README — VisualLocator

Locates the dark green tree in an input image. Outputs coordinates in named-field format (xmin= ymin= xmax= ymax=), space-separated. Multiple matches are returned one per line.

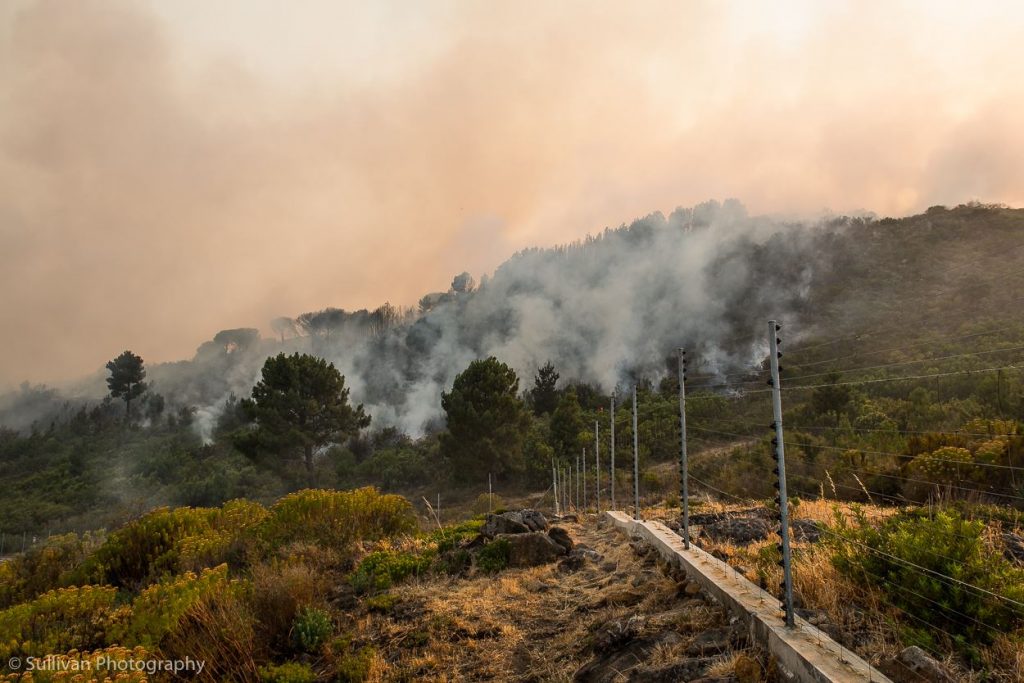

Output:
xmin=440 ymin=357 xmax=531 ymax=482
xmin=811 ymin=372 xmax=852 ymax=426
xmin=241 ymin=353 xmax=370 ymax=476
xmin=105 ymin=350 xmax=147 ymax=420
xmin=530 ymin=361 xmax=560 ymax=416
xmin=549 ymin=387 xmax=586 ymax=461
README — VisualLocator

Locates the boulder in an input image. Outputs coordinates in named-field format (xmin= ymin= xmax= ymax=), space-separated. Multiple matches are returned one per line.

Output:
xmin=548 ymin=526 xmax=574 ymax=551
xmin=879 ymin=645 xmax=954 ymax=683
xmin=496 ymin=531 xmax=565 ymax=567
xmin=791 ymin=519 xmax=823 ymax=542
xmin=520 ymin=509 xmax=549 ymax=531
xmin=1002 ymin=532 xmax=1024 ymax=564
xmin=482 ymin=513 xmax=530 ymax=537
xmin=699 ymin=517 xmax=771 ymax=544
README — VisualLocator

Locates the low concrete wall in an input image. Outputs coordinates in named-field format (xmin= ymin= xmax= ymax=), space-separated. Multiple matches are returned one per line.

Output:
xmin=605 ymin=511 xmax=891 ymax=683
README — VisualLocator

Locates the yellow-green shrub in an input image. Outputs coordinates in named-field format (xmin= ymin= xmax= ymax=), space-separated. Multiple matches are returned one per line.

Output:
xmin=0 ymin=532 xmax=103 ymax=609
xmin=0 ymin=585 xmax=121 ymax=660
xmin=109 ymin=564 xmax=234 ymax=647
xmin=259 ymin=488 xmax=416 ymax=552
xmin=79 ymin=507 xmax=219 ymax=588
xmin=177 ymin=499 xmax=269 ymax=572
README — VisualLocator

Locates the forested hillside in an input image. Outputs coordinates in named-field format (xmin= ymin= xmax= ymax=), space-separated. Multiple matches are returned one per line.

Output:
xmin=0 ymin=201 xmax=1022 ymax=540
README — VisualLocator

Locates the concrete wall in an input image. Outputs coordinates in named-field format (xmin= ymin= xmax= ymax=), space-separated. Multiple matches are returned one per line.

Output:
xmin=605 ymin=511 xmax=892 ymax=683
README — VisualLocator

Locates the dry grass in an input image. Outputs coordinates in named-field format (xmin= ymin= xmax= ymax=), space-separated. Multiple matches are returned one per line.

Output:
xmin=644 ymin=496 xmax=1024 ymax=682
xmin=338 ymin=516 xmax=758 ymax=682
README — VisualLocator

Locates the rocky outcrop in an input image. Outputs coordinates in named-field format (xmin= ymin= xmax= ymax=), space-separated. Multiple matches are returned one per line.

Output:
xmin=548 ymin=526 xmax=574 ymax=551
xmin=879 ymin=645 xmax=954 ymax=682
xmin=496 ymin=531 xmax=565 ymax=567
xmin=481 ymin=509 xmax=549 ymax=537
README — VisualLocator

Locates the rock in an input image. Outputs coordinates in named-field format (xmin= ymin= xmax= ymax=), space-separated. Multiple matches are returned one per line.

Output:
xmin=790 ymin=519 xmax=823 ymax=542
xmin=482 ymin=513 xmax=530 ymax=537
xmin=686 ymin=628 xmax=730 ymax=655
xmin=548 ymin=526 xmax=574 ymax=551
xmin=574 ymin=632 xmax=683 ymax=683
xmin=1002 ymin=532 xmax=1024 ymax=564
xmin=879 ymin=645 xmax=954 ymax=683
xmin=734 ymin=654 xmax=762 ymax=683
xmin=683 ymin=580 xmax=702 ymax=596
xmin=600 ymin=561 xmax=617 ymax=572
xmin=700 ymin=517 xmax=771 ymax=544
xmin=599 ymin=589 xmax=646 ymax=607
xmin=628 ymin=657 xmax=717 ymax=682
xmin=496 ymin=531 xmax=565 ymax=567
xmin=520 ymin=509 xmax=549 ymax=531
xmin=590 ymin=617 xmax=642 ymax=651
xmin=558 ymin=549 xmax=590 ymax=572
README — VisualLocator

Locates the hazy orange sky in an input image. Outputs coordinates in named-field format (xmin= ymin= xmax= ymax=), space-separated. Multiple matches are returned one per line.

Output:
xmin=1 ymin=0 xmax=1023 ymax=388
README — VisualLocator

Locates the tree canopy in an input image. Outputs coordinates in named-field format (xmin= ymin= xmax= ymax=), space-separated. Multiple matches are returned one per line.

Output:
xmin=241 ymin=353 xmax=370 ymax=476
xmin=105 ymin=350 xmax=147 ymax=420
xmin=530 ymin=361 xmax=560 ymax=416
xmin=440 ymin=357 xmax=531 ymax=483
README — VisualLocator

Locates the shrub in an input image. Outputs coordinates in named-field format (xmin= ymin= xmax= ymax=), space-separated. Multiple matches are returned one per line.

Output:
xmin=79 ymin=507 xmax=219 ymax=588
xmin=364 ymin=593 xmax=399 ymax=613
xmin=0 ymin=584 xmax=120 ymax=659
xmin=475 ymin=538 xmax=510 ymax=574
xmin=250 ymin=560 xmax=329 ymax=650
xmin=259 ymin=488 xmax=417 ymax=552
xmin=829 ymin=507 xmax=1024 ymax=653
xmin=430 ymin=518 xmax=484 ymax=553
xmin=176 ymin=499 xmax=269 ymax=572
xmin=0 ymin=532 xmax=103 ymax=609
xmin=259 ymin=661 xmax=317 ymax=683
xmin=161 ymin=586 xmax=261 ymax=682
xmin=350 ymin=550 xmax=432 ymax=594
xmin=110 ymin=564 xmax=234 ymax=646
xmin=471 ymin=493 xmax=505 ymax=515
xmin=291 ymin=606 xmax=332 ymax=653
xmin=333 ymin=645 xmax=377 ymax=683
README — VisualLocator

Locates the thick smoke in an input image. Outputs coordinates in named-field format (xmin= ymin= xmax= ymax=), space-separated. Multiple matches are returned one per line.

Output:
xmin=0 ymin=199 xmax=845 ymax=436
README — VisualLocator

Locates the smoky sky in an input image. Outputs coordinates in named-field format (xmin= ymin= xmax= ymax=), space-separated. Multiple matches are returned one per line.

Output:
xmin=2 ymin=0 xmax=1023 ymax=388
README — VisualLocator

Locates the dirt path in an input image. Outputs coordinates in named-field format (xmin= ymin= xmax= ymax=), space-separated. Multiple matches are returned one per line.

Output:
xmin=355 ymin=515 xmax=768 ymax=682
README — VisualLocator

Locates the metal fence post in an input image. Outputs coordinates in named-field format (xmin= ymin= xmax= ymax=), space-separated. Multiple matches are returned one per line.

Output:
xmin=610 ymin=394 xmax=616 ymax=510
xmin=678 ymin=347 xmax=690 ymax=549
xmin=595 ymin=420 xmax=601 ymax=513
xmin=769 ymin=319 xmax=795 ymax=627
xmin=632 ymin=384 xmax=640 ymax=521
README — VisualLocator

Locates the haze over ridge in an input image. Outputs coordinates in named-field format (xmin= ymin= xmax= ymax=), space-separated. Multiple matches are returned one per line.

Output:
xmin=2 ymin=0 xmax=1024 ymax=388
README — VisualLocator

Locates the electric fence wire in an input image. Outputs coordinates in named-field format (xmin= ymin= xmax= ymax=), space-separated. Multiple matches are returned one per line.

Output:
xmin=686 ymin=452 xmax=1024 ymax=677
xmin=689 ymin=423 xmax=1024 ymax=494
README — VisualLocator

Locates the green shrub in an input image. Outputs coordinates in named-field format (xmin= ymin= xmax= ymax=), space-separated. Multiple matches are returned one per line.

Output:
xmin=829 ymin=507 xmax=1024 ymax=653
xmin=475 ymin=538 xmax=510 ymax=574
xmin=350 ymin=550 xmax=431 ymax=593
xmin=335 ymin=645 xmax=376 ymax=682
xmin=259 ymin=661 xmax=317 ymax=683
xmin=434 ymin=548 xmax=472 ymax=576
xmin=291 ymin=605 xmax=332 ymax=652
xmin=429 ymin=518 xmax=484 ymax=553
xmin=364 ymin=593 xmax=399 ymax=613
